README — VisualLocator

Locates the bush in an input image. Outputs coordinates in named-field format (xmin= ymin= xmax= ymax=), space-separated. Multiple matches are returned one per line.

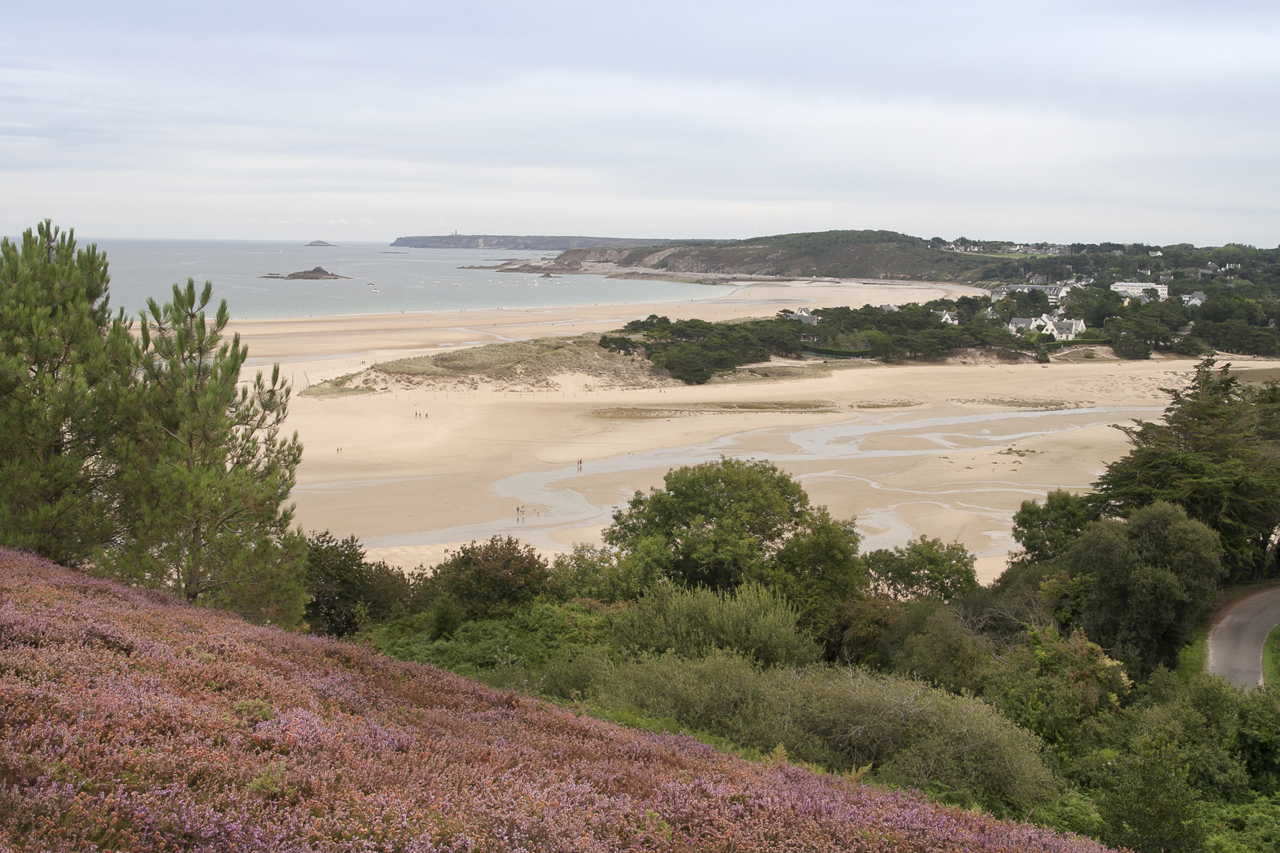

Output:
xmin=609 ymin=583 xmax=822 ymax=668
xmin=374 ymin=600 xmax=610 ymax=682
xmin=594 ymin=651 xmax=1056 ymax=815
xmin=305 ymin=531 xmax=416 ymax=637
xmin=424 ymin=536 xmax=551 ymax=620
xmin=548 ymin=543 xmax=661 ymax=603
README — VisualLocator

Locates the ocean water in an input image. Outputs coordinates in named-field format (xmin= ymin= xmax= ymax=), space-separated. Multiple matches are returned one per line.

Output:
xmin=87 ymin=239 xmax=721 ymax=320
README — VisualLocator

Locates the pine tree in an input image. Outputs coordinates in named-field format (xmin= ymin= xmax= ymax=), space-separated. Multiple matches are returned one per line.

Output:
xmin=103 ymin=280 xmax=306 ymax=625
xmin=0 ymin=221 xmax=135 ymax=566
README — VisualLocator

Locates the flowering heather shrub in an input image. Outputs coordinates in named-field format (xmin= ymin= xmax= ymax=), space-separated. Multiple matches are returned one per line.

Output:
xmin=0 ymin=549 xmax=1116 ymax=852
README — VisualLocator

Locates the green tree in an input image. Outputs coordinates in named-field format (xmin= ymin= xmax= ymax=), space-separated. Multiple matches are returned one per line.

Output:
xmin=304 ymin=531 xmax=416 ymax=637
xmin=865 ymin=535 xmax=979 ymax=602
xmin=424 ymin=535 xmax=552 ymax=620
xmin=1096 ymin=732 xmax=1208 ymax=853
xmin=1090 ymin=358 xmax=1280 ymax=582
xmin=102 ymin=280 xmax=306 ymax=626
xmin=603 ymin=458 xmax=865 ymax=628
xmin=0 ymin=222 xmax=135 ymax=566
xmin=1063 ymin=502 xmax=1221 ymax=679
xmin=1009 ymin=489 xmax=1099 ymax=567
xmin=982 ymin=626 xmax=1131 ymax=759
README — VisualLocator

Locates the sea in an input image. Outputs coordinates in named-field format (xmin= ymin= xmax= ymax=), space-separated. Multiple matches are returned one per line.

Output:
xmin=86 ymin=239 xmax=721 ymax=320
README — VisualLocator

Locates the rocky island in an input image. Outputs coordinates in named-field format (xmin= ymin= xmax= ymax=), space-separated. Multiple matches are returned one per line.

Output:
xmin=261 ymin=266 xmax=350 ymax=280
xmin=308 ymin=240 xmax=333 ymax=246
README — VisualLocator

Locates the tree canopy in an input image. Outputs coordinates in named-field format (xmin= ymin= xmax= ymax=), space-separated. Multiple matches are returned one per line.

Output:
xmin=0 ymin=223 xmax=308 ymax=625
xmin=0 ymin=222 xmax=135 ymax=566
xmin=603 ymin=457 xmax=865 ymax=631
xmin=1063 ymin=502 xmax=1222 ymax=679
xmin=1090 ymin=359 xmax=1280 ymax=582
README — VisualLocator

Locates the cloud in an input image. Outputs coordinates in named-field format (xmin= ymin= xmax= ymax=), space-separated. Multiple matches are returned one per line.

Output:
xmin=2 ymin=1 xmax=1278 ymax=245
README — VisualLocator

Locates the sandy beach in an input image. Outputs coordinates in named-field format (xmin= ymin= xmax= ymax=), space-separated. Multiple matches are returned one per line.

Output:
xmin=229 ymin=278 xmax=1262 ymax=583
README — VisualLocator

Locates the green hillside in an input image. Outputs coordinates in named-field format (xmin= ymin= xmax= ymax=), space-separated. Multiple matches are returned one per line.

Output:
xmin=596 ymin=230 xmax=994 ymax=281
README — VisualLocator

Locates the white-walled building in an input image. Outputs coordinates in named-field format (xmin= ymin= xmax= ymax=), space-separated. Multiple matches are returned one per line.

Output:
xmin=1110 ymin=282 xmax=1169 ymax=299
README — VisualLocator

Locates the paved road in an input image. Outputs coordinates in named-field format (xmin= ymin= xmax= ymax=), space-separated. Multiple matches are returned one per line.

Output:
xmin=1207 ymin=587 xmax=1280 ymax=689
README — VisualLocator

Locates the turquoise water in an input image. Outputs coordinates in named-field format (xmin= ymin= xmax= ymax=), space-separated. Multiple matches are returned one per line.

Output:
xmin=87 ymin=239 xmax=720 ymax=320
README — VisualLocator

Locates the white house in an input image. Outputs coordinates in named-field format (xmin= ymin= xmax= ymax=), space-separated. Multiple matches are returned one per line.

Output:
xmin=990 ymin=281 xmax=1083 ymax=307
xmin=1181 ymin=291 xmax=1208 ymax=308
xmin=1110 ymin=282 xmax=1169 ymax=299
xmin=1008 ymin=317 xmax=1047 ymax=335
xmin=934 ymin=310 xmax=959 ymax=325
xmin=778 ymin=307 xmax=818 ymax=325
xmin=1043 ymin=316 xmax=1087 ymax=341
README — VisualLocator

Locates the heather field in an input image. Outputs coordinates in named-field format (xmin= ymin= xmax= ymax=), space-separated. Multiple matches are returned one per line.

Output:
xmin=0 ymin=549 xmax=1114 ymax=853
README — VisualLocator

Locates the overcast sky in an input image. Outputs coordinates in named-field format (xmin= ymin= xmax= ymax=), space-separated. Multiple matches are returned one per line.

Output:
xmin=3 ymin=1 xmax=1278 ymax=246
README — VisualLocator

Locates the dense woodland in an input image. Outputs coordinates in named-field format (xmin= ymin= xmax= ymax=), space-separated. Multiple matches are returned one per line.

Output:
xmin=5 ymin=221 xmax=1280 ymax=852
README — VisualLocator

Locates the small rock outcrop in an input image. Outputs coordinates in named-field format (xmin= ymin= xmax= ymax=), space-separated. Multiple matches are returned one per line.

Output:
xmin=261 ymin=266 xmax=350 ymax=280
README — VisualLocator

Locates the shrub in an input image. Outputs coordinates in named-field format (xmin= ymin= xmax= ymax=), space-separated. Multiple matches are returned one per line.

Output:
xmin=595 ymin=651 xmax=1056 ymax=815
xmin=374 ymin=601 xmax=611 ymax=683
xmin=609 ymin=583 xmax=822 ymax=668
xmin=424 ymin=536 xmax=551 ymax=620
xmin=304 ymin=531 xmax=416 ymax=636
xmin=548 ymin=543 xmax=661 ymax=603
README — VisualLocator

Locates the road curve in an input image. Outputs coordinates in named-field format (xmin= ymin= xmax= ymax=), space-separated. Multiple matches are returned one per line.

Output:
xmin=1207 ymin=587 xmax=1280 ymax=689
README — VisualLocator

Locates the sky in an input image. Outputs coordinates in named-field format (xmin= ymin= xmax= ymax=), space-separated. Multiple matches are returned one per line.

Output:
xmin=3 ymin=0 xmax=1278 ymax=246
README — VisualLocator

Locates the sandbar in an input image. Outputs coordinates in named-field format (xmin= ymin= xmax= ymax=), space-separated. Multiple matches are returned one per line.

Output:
xmin=228 ymin=279 xmax=1264 ymax=582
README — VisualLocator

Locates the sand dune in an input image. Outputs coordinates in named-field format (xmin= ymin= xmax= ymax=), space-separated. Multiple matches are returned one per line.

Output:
xmin=229 ymin=278 xmax=1243 ymax=582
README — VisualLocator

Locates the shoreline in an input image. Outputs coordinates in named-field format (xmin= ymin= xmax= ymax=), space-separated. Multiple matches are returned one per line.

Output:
xmin=227 ymin=278 xmax=1233 ymax=583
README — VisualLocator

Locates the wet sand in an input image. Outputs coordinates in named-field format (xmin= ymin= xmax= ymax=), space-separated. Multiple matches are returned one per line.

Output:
xmin=228 ymin=278 xmax=1244 ymax=582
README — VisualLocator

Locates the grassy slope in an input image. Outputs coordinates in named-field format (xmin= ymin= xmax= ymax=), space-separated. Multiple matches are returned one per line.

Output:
xmin=607 ymin=231 xmax=997 ymax=281
xmin=371 ymin=336 xmax=668 ymax=389
xmin=0 ymin=549 xmax=1111 ymax=852
xmin=1265 ymin=625 xmax=1280 ymax=687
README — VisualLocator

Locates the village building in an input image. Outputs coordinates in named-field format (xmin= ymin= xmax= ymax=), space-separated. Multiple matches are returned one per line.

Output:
xmin=1110 ymin=281 xmax=1169 ymax=299
xmin=990 ymin=281 xmax=1084 ymax=306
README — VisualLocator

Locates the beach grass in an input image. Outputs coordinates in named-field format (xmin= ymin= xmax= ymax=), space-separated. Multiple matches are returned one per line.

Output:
xmin=299 ymin=372 xmax=376 ymax=398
